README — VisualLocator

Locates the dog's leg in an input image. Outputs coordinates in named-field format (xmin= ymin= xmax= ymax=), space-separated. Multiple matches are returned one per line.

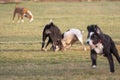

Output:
xmin=77 ymin=37 xmax=86 ymax=51
xmin=106 ymin=53 xmax=115 ymax=73
xmin=41 ymin=42 xmax=46 ymax=51
xmin=17 ymin=14 xmax=21 ymax=23
xmin=111 ymin=43 xmax=120 ymax=64
xmin=41 ymin=33 xmax=47 ymax=51
xmin=61 ymin=40 xmax=67 ymax=51
xmin=81 ymin=41 xmax=87 ymax=51
xmin=21 ymin=19 xmax=24 ymax=23
xmin=112 ymin=52 xmax=120 ymax=64
xmin=91 ymin=50 xmax=97 ymax=68
xmin=12 ymin=11 xmax=16 ymax=23
xmin=21 ymin=14 xmax=24 ymax=23
xmin=45 ymin=38 xmax=52 ymax=51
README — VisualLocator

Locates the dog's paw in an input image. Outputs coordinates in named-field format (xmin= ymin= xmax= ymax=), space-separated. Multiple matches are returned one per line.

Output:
xmin=41 ymin=48 xmax=47 ymax=52
xmin=84 ymin=47 xmax=87 ymax=51
xmin=110 ymin=72 xmax=114 ymax=74
xmin=12 ymin=20 xmax=15 ymax=23
xmin=92 ymin=65 xmax=97 ymax=69
xmin=21 ymin=20 xmax=24 ymax=23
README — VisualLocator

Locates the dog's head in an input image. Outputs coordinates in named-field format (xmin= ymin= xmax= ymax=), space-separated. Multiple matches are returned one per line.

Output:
xmin=25 ymin=10 xmax=33 ymax=22
xmin=87 ymin=24 xmax=102 ymax=35
xmin=44 ymin=22 xmax=55 ymax=34
xmin=86 ymin=25 xmax=103 ymax=49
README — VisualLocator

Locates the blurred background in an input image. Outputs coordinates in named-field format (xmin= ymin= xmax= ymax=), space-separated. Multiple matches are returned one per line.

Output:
xmin=0 ymin=0 xmax=120 ymax=3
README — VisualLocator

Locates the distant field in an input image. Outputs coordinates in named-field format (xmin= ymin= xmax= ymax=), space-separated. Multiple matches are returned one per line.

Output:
xmin=0 ymin=1 xmax=120 ymax=80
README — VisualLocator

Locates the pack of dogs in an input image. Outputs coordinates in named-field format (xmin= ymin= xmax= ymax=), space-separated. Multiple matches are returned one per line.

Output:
xmin=12 ymin=4 xmax=120 ymax=73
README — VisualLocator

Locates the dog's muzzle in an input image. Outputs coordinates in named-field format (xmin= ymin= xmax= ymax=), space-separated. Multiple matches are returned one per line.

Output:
xmin=87 ymin=40 xmax=96 ymax=49
xmin=88 ymin=44 xmax=96 ymax=50
xmin=30 ymin=18 xmax=33 ymax=22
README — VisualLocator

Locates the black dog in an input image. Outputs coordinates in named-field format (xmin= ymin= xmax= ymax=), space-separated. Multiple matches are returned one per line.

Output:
xmin=86 ymin=24 xmax=120 ymax=73
xmin=41 ymin=21 xmax=63 ymax=51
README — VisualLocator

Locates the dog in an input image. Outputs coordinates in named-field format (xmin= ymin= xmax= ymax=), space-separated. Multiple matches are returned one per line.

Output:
xmin=62 ymin=28 xmax=86 ymax=51
xmin=41 ymin=21 xmax=63 ymax=51
xmin=12 ymin=4 xmax=33 ymax=23
xmin=86 ymin=24 xmax=120 ymax=73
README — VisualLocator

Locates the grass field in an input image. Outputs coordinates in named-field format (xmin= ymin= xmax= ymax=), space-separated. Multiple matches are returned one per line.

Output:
xmin=0 ymin=1 xmax=120 ymax=80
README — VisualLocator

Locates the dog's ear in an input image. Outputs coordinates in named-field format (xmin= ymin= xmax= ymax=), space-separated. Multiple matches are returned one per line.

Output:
xmin=87 ymin=25 xmax=90 ymax=32
xmin=94 ymin=25 xmax=102 ymax=35
xmin=49 ymin=19 xmax=54 ymax=25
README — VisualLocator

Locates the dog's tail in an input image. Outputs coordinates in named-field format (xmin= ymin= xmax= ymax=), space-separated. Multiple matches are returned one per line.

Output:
xmin=15 ymin=3 xmax=18 ymax=8
xmin=12 ymin=3 xmax=18 ymax=23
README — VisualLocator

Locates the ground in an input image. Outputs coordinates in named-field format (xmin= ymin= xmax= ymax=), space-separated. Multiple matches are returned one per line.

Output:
xmin=0 ymin=1 xmax=120 ymax=80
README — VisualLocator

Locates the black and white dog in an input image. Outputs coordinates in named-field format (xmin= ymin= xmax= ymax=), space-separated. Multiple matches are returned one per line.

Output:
xmin=86 ymin=24 xmax=120 ymax=73
xmin=41 ymin=21 xmax=63 ymax=51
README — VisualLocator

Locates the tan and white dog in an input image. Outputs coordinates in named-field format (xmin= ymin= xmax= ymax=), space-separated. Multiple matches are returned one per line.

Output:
xmin=12 ymin=4 xmax=33 ymax=23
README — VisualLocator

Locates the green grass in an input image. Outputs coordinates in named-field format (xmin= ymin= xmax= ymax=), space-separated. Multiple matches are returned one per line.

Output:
xmin=0 ymin=1 xmax=120 ymax=80
xmin=0 ymin=1 xmax=120 ymax=42
xmin=0 ymin=51 xmax=120 ymax=80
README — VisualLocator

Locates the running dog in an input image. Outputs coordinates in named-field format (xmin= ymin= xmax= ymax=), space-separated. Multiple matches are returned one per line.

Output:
xmin=86 ymin=24 xmax=120 ymax=73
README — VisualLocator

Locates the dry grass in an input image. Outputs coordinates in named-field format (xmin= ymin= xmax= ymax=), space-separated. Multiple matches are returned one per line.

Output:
xmin=0 ymin=1 xmax=120 ymax=80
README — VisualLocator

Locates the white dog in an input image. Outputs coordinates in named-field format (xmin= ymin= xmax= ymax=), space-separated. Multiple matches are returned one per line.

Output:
xmin=62 ymin=28 xmax=86 ymax=51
